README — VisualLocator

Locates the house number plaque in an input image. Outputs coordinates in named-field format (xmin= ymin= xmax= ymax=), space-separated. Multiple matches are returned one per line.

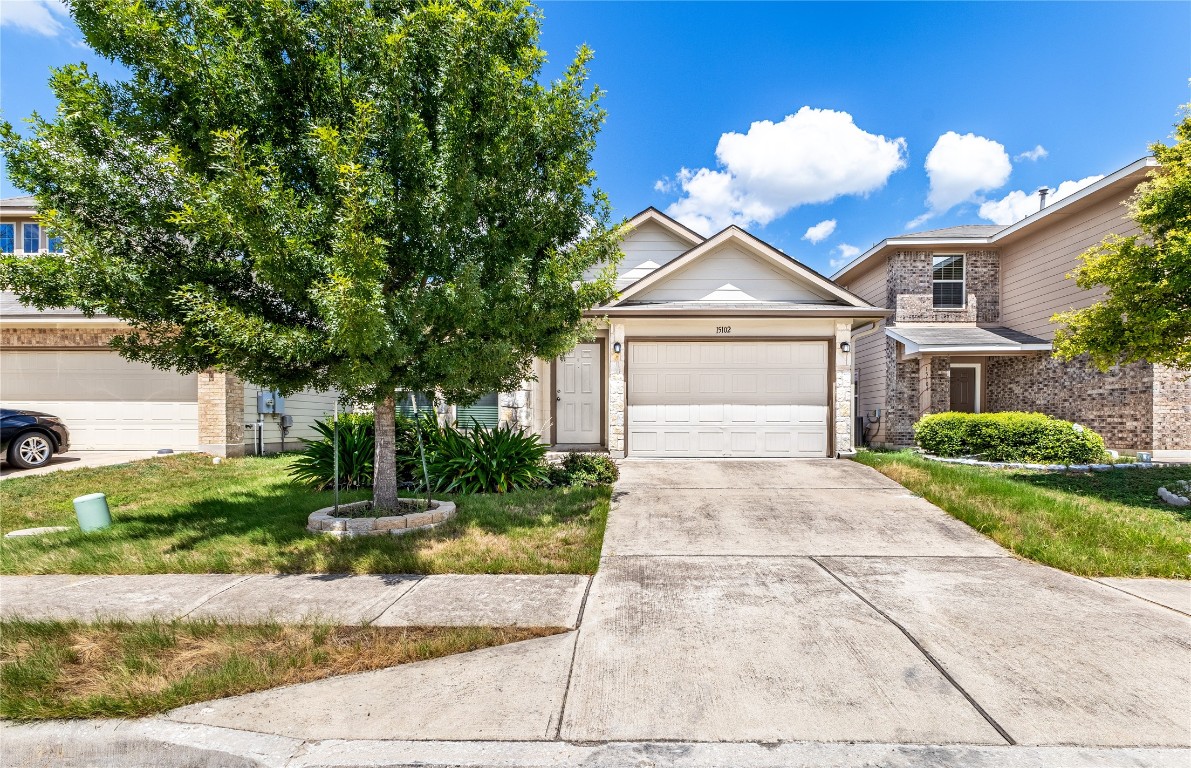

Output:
xmin=716 ymin=326 xmax=732 ymax=334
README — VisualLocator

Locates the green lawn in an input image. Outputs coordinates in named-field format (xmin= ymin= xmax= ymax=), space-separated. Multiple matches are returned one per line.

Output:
xmin=854 ymin=450 xmax=1191 ymax=578
xmin=0 ymin=618 xmax=559 ymax=720
xmin=0 ymin=454 xmax=609 ymax=575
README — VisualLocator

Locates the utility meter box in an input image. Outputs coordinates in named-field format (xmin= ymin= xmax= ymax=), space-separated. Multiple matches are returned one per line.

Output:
xmin=256 ymin=389 xmax=287 ymax=415
xmin=280 ymin=414 xmax=294 ymax=429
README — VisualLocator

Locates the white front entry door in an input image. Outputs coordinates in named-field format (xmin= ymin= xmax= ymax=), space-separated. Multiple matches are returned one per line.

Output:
xmin=627 ymin=340 xmax=829 ymax=458
xmin=556 ymin=343 xmax=602 ymax=444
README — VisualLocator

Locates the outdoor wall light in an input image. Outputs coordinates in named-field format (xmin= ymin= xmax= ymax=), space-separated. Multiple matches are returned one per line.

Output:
xmin=839 ymin=341 xmax=851 ymax=353
xmin=612 ymin=341 xmax=622 ymax=354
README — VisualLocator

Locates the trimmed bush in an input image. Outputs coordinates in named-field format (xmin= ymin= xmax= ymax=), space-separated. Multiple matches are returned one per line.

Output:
xmin=913 ymin=411 xmax=1106 ymax=464
xmin=547 ymin=452 xmax=619 ymax=488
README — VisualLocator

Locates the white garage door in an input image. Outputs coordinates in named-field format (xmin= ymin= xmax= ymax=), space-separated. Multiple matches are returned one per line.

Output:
xmin=627 ymin=340 xmax=829 ymax=458
xmin=1 ymin=351 xmax=199 ymax=451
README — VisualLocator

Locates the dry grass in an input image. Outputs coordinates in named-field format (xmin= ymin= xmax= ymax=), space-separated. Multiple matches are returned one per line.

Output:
xmin=0 ymin=618 xmax=563 ymax=720
xmin=855 ymin=450 xmax=1191 ymax=577
xmin=0 ymin=453 xmax=610 ymax=575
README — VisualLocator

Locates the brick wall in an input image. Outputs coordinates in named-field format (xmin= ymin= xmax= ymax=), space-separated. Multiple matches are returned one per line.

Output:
xmin=885 ymin=339 xmax=919 ymax=445
xmin=887 ymin=249 xmax=999 ymax=324
xmin=1 ymin=326 xmax=122 ymax=348
xmin=985 ymin=354 xmax=1154 ymax=450
xmin=1152 ymin=365 xmax=1191 ymax=451
xmin=197 ymin=370 xmax=245 ymax=457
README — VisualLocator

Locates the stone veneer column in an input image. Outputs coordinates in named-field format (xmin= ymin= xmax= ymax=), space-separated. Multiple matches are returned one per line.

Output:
xmin=499 ymin=386 xmax=532 ymax=429
xmin=833 ymin=321 xmax=854 ymax=456
xmin=608 ymin=323 xmax=626 ymax=457
xmin=197 ymin=370 xmax=245 ymax=457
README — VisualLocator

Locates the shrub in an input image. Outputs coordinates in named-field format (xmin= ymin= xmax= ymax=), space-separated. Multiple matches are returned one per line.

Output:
xmin=547 ymin=452 xmax=619 ymax=488
xmin=290 ymin=411 xmax=440 ymax=490
xmin=424 ymin=422 xmax=548 ymax=494
xmin=290 ymin=415 xmax=375 ymax=489
xmin=913 ymin=411 xmax=1106 ymax=464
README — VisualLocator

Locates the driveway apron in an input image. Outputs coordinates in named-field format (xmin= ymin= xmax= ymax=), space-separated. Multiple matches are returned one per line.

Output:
xmin=560 ymin=459 xmax=1191 ymax=746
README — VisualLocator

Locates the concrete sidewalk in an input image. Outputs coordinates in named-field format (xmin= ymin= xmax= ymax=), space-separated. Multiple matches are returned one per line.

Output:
xmin=0 ymin=573 xmax=590 ymax=627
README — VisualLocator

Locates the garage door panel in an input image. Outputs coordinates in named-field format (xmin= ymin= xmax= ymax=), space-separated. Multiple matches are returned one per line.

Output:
xmin=2 ymin=351 xmax=198 ymax=451
xmin=627 ymin=341 xmax=828 ymax=458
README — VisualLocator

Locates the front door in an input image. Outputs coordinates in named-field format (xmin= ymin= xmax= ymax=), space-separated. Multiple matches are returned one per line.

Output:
xmin=950 ymin=366 xmax=978 ymax=413
xmin=556 ymin=343 xmax=602 ymax=444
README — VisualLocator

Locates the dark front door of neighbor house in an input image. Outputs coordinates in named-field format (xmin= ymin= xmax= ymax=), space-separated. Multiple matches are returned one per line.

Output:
xmin=950 ymin=367 xmax=977 ymax=413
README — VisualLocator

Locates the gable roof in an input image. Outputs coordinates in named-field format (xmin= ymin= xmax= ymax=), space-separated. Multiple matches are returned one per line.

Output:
xmin=831 ymin=156 xmax=1159 ymax=281
xmin=623 ymin=207 xmax=705 ymax=248
xmin=609 ymin=224 xmax=872 ymax=309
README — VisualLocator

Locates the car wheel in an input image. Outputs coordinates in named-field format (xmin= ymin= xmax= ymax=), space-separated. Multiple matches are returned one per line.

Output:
xmin=7 ymin=432 xmax=55 ymax=469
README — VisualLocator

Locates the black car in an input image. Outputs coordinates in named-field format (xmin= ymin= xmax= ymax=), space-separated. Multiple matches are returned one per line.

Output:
xmin=1 ymin=408 xmax=71 ymax=469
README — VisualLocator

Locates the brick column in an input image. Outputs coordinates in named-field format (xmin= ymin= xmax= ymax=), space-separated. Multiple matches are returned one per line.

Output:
xmin=197 ymin=370 xmax=245 ymax=457
xmin=833 ymin=321 xmax=854 ymax=456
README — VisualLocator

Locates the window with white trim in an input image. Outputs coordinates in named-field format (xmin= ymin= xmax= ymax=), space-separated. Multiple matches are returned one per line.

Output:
xmin=22 ymin=223 xmax=40 ymax=253
xmin=932 ymin=254 xmax=965 ymax=308
xmin=0 ymin=224 xmax=13 ymax=253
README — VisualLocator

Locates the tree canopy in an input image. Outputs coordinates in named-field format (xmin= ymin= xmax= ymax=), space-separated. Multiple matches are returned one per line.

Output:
xmin=1052 ymin=106 xmax=1191 ymax=371
xmin=1 ymin=0 xmax=621 ymax=507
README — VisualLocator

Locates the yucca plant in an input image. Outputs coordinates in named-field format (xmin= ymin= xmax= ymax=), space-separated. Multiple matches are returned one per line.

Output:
xmin=425 ymin=422 xmax=548 ymax=494
xmin=290 ymin=415 xmax=376 ymax=490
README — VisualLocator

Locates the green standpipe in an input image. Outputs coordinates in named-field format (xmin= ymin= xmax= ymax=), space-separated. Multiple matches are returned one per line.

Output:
xmin=73 ymin=492 xmax=112 ymax=532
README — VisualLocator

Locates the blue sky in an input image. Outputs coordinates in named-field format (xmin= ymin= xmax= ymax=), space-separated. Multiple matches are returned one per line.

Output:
xmin=2 ymin=1 xmax=1188 ymax=275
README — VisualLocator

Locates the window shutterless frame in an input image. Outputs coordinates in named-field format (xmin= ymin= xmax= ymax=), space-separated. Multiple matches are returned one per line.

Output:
xmin=932 ymin=254 xmax=965 ymax=309
xmin=22 ymin=223 xmax=40 ymax=254
xmin=0 ymin=223 xmax=14 ymax=253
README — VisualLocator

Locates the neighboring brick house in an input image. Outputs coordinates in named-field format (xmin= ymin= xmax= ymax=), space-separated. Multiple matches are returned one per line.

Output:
xmin=833 ymin=157 xmax=1191 ymax=460
xmin=1 ymin=196 xmax=337 ymax=457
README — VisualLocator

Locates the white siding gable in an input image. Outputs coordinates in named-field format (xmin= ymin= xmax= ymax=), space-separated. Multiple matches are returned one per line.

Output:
xmin=634 ymin=243 xmax=836 ymax=303
xmin=614 ymin=220 xmax=694 ymax=289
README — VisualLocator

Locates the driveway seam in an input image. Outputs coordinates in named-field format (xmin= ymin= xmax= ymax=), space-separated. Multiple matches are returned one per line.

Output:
xmin=808 ymin=556 xmax=1017 ymax=746
xmin=1089 ymin=578 xmax=1191 ymax=618
xmin=551 ymin=576 xmax=595 ymax=740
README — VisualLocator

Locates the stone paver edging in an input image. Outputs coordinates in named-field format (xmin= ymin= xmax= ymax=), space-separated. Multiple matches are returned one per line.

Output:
xmin=306 ymin=499 xmax=456 ymax=537
xmin=1157 ymin=480 xmax=1190 ymax=508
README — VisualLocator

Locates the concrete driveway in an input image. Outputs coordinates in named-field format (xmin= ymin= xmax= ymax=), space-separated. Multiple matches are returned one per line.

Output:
xmin=0 ymin=450 xmax=164 ymax=479
xmin=560 ymin=459 xmax=1190 ymax=746
xmin=104 ymin=458 xmax=1190 ymax=763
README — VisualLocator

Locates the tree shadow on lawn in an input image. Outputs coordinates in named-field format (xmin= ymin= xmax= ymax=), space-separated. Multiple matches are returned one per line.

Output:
xmin=0 ymin=482 xmax=609 ymax=575
xmin=1006 ymin=465 xmax=1191 ymax=518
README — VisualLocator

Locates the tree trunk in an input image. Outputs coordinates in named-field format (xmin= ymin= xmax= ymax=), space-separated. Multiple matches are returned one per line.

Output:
xmin=373 ymin=394 xmax=398 ymax=512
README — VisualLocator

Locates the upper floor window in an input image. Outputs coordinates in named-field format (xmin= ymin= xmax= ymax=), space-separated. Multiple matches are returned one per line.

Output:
xmin=0 ymin=224 xmax=13 ymax=253
xmin=22 ymin=223 xmax=40 ymax=253
xmin=932 ymin=254 xmax=965 ymax=308
xmin=47 ymin=232 xmax=64 ymax=253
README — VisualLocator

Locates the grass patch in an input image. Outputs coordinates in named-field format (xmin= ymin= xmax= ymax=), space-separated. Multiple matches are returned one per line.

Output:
xmin=0 ymin=453 xmax=609 ymax=575
xmin=854 ymin=450 xmax=1191 ymax=578
xmin=0 ymin=618 xmax=561 ymax=720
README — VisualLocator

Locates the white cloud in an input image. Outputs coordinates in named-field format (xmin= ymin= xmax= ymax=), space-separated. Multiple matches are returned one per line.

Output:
xmin=653 ymin=177 xmax=673 ymax=194
xmin=0 ymin=0 xmax=69 ymax=37
xmin=802 ymin=219 xmax=837 ymax=244
xmin=1014 ymin=145 xmax=1048 ymax=162
xmin=829 ymin=243 xmax=861 ymax=271
xmin=662 ymin=107 xmax=907 ymax=235
xmin=909 ymin=131 xmax=1012 ymax=228
xmin=978 ymin=175 xmax=1105 ymax=225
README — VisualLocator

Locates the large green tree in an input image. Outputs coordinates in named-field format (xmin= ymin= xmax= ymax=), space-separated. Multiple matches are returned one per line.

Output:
xmin=1 ymin=0 xmax=620 ymax=509
xmin=1052 ymin=106 xmax=1191 ymax=371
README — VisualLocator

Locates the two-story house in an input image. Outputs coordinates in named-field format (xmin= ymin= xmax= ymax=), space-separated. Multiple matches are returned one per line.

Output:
xmin=832 ymin=157 xmax=1190 ymax=460
xmin=0 ymin=195 xmax=338 ymax=458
